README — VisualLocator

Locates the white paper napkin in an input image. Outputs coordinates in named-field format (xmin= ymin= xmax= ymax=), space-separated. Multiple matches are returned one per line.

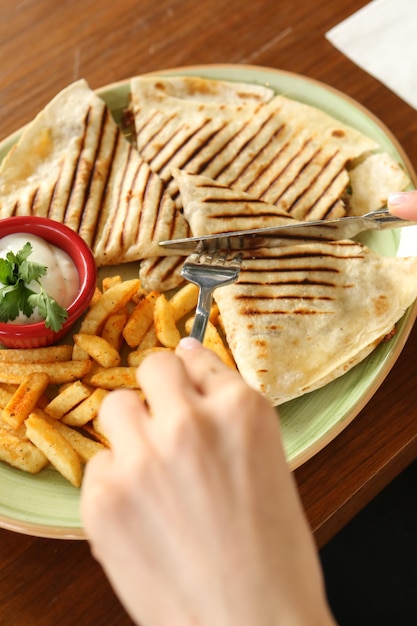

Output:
xmin=326 ymin=0 xmax=417 ymax=111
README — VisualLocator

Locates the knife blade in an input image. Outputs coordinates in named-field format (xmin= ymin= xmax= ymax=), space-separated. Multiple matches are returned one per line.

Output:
xmin=159 ymin=209 xmax=414 ymax=254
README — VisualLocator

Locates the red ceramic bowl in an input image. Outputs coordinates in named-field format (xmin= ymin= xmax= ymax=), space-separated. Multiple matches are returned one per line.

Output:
xmin=0 ymin=216 xmax=97 ymax=349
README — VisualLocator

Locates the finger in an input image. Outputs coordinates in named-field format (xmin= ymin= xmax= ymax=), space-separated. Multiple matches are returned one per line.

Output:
xmin=97 ymin=389 xmax=150 ymax=455
xmin=388 ymin=190 xmax=417 ymax=220
xmin=137 ymin=349 xmax=199 ymax=417
xmin=175 ymin=337 xmax=241 ymax=395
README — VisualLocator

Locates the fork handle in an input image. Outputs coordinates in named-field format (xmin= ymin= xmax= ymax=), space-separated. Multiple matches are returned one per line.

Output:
xmin=189 ymin=287 xmax=213 ymax=343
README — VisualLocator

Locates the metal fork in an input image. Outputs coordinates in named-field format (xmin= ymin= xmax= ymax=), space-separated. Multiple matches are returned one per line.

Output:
xmin=181 ymin=246 xmax=243 ymax=342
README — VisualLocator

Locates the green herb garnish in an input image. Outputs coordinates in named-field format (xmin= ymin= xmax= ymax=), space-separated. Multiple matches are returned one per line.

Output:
xmin=0 ymin=242 xmax=68 ymax=332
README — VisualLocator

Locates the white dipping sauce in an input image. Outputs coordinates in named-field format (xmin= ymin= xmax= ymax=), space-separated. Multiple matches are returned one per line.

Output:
xmin=0 ymin=233 xmax=79 ymax=324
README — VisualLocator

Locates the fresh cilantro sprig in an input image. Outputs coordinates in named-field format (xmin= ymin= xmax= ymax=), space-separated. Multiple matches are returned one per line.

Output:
xmin=0 ymin=242 xmax=69 ymax=332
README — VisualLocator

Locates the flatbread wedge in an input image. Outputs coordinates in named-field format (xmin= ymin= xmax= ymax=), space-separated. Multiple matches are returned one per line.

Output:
xmin=0 ymin=79 xmax=189 ymax=265
xmin=213 ymin=240 xmax=417 ymax=405
xmin=174 ymin=169 xmax=297 ymax=235
xmin=130 ymin=75 xmax=406 ymax=221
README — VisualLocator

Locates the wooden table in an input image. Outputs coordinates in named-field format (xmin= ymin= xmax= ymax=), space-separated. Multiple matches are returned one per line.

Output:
xmin=2 ymin=0 xmax=417 ymax=623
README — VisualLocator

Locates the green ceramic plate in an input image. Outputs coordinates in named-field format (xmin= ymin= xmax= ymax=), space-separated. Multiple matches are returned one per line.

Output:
xmin=1 ymin=64 xmax=417 ymax=539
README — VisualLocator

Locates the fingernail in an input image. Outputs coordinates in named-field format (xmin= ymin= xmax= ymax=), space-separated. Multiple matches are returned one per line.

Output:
xmin=178 ymin=337 xmax=202 ymax=350
xmin=387 ymin=192 xmax=408 ymax=207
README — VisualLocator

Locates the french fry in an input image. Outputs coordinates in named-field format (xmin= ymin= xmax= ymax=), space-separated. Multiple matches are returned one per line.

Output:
xmin=90 ymin=286 xmax=103 ymax=306
xmin=137 ymin=325 xmax=160 ymax=350
xmin=83 ymin=419 xmax=110 ymax=447
xmin=0 ymin=274 xmax=239 ymax=488
xmin=127 ymin=347 xmax=172 ymax=367
xmin=61 ymin=388 xmax=109 ymax=426
xmin=185 ymin=318 xmax=236 ymax=368
xmin=0 ymin=387 xmax=13 ymax=409
xmin=0 ymin=345 xmax=73 ymax=363
xmin=2 ymin=372 xmax=50 ymax=430
xmin=101 ymin=311 xmax=128 ymax=351
xmin=41 ymin=414 xmax=105 ymax=462
xmin=209 ymin=303 xmax=221 ymax=325
xmin=73 ymin=334 xmax=121 ymax=368
xmin=72 ymin=279 xmax=140 ymax=360
xmin=0 ymin=426 xmax=48 ymax=474
xmin=168 ymin=283 xmax=199 ymax=321
xmin=89 ymin=367 xmax=139 ymax=389
xmin=102 ymin=274 xmax=122 ymax=291
xmin=203 ymin=321 xmax=236 ymax=369
xmin=25 ymin=412 xmax=83 ymax=487
xmin=0 ymin=360 xmax=92 ymax=385
xmin=80 ymin=360 xmax=103 ymax=386
xmin=79 ymin=278 xmax=141 ymax=336
xmin=122 ymin=290 xmax=159 ymax=348
xmin=44 ymin=381 xmax=92 ymax=419
xmin=153 ymin=294 xmax=181 ymax=348
xmin=0 ymin=383 xmax=18 ymax=396
xmin=0 ymin=413 xmax=27 ymax=439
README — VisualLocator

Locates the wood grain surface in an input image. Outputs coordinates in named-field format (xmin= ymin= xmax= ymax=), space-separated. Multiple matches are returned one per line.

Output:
xmin=1 ymin=0 xmax=417 ymax=624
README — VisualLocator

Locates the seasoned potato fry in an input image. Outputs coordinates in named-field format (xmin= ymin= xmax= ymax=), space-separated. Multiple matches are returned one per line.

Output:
xmin=154 ymin=294 xmax=181 ymax=348
xmin=79 ymin=278 xmax=141 ymax=336
xmin=0 ymin=273 xmax=239 ymax=488
xmin=61 ymin=388 xmax=109 ymax=426
xmin=73 ymin=334 xmax=121 ymax=368
xmin=138 ymin=325 xmax=160 ymax=350
xmin=127 ymin=347 xmax=172 ymax=367
xmin=168 ymin=283 xmax=199 ymax=321
xmin=90 ymin=286 xmax=103 ymax=306
xmin=83 ymin=419 xmax=110 ymax=447
xmin=25 ymin=412 xmax=83 ymax=487
xmin=102 ymin=275 xmax=122 ymax=292
xmin=44 ymin=381 xmax=92 ymax=420
xmin=0 ymin=387 xmax=13 ymax=409
xmin=185 ymin=318 xmax=236 ymax=368
xmin=2 ymin=372 xmax=50 ymax=430
xmin=72 ymin=279 xmax=140 ymax=360
xmin=0 ymin=383 xmax=18 ymax=396
xmin=101 ymin=311 xmax=128 ymax=351
xmin=0 ymin=360 xmax=92 ymax=385
xmin=0 ymin=345 xmax=73 ymax=363
xmin=0 ymin=426 xmax=48 ymax=474
xmin=203 ymin=321 xmax=236 ymax=369
xmin=123 ymin=290 xmax=159 ymax=348
xmin=90 ymin=367 xmax=139 ymax=389
xmin=209 ymin=303 xmax=221 ymax=325
xmin=41 ymin=414 xmax=105 ymax=462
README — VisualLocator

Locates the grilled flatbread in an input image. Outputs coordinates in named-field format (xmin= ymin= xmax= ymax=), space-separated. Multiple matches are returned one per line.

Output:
xmin=130 ymin=74 xmax=275 ymax=104
xmin=349 ymin=152 xmax=411 ymax=215
xmin=139 ymin=255 xmax=185 ymax=291
xmin=130 ymin=75 xmax=402 ymax=221
xmin=213 ymin=240 xmax=417 ymax=405
xmin=0 ymin=80 xmax=189 ymax=266
xmin=174 ymin=169 xmax=297 ymax=235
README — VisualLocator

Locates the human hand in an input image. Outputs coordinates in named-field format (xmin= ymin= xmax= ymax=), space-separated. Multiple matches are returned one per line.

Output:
xmin=388 ymin=189 xmax=417 ymax=220
xmin=81 ymin=338 xmax=335 ymax=626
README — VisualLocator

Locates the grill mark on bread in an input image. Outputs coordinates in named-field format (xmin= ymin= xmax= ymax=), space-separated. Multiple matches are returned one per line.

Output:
xmin=137 ymin=112 xmax=178 ymax=157
xmin=61 ymin=106 xmax=92 ymax=224
xmin=142 ymin=255 xmax=184 ymax=281
xmin=152 ymin=119 xmax=216 ymax=176
xmin=78 ymin=107 xmax=119 ymax=236
xmin=285 ymin=151 xmax=346 ymax=218
xmin=215 ymin=112 xmax=283 ymax=185
xmin=229 ymin=242 xmax=363 ymax=316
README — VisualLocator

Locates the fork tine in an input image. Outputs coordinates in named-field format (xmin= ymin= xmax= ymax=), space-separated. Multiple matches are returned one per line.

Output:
xmin=181 ymin=248 xmax=242 ymax=342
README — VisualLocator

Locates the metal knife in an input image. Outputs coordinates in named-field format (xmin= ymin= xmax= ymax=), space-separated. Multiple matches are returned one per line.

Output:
xmin=159 ymin=209 xmax=415 ymax=254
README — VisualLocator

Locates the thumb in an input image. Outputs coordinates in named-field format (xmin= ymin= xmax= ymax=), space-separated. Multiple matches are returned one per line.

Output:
xmin=387 ymin=190 xmax=417 ymax=220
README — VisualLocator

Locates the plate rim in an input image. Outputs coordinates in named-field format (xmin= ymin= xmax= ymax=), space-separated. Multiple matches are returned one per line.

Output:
xmin=1 ymin=62 xmax=416 ymax=538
